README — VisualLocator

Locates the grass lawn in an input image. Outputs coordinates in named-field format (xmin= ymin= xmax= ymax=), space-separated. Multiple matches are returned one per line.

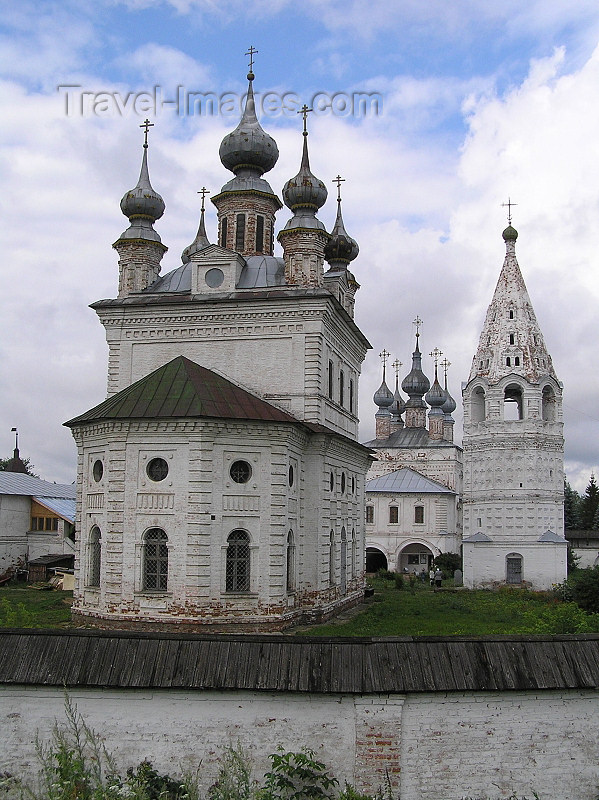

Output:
xmin=300 ymin=577 xmax=599 ymax=637
xmin=0 ymin=586 xmax=73 ymax=628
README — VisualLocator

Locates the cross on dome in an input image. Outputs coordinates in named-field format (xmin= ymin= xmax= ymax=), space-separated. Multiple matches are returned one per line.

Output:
xmin=333 ymin=174 xmax=345 ymax=202
xmin=430 ymin=348 xmax=443 ymax=367
xmin=197 ymin=187 xmax=210 ymax=212
xmin=501 ymin=197 xmax=518 ymax=225
xmin=140 ymin=118 xmax=154 ymax=148
xmin=413 ymin=316 xmax=423 ymax=339
xmin=392 ymin=359 xmax=403 ymax=377
xmin=245 ymin=45 xmax=258 ymax=78
xmin=298 ymin=104 xmax=313 ymax=135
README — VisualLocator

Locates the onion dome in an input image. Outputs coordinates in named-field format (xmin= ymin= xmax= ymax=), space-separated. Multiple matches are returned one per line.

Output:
xmin=374 ymin=378 xmax=394 ymax=410
xmin=402 ymin=335 xmax=430 ymax=407
xmin=182 ymin=189 xmax=211 ymax=263
xmin=118 ymin=135 xmax=164 ymax=244
xmin=503 ymin=224 xmax=518 ymax=242
xmin=324 ymin=191 xmax=359 ymax=269
xmin=219 ymin=72 xmax=279 ymax=177
xmin=389 ymin=371 xmax=406 ymax=419
xmin=283 ymin=128 xmax=327 ymax=214
xmin=425 ymin=371 xmax=446 ymax=411
xmin=442 ymin=380 xmax=456 ymax=417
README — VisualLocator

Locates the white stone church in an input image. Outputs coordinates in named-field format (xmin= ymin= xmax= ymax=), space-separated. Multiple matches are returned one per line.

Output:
xmin=65 ymin=67 xmax=372 ymax=631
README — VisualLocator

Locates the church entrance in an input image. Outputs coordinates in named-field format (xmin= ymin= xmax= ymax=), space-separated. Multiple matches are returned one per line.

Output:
xmin=398 ymin=543 xmax=434 ymax=574
xmin=366 ymin=547 xmax=387 ymax=573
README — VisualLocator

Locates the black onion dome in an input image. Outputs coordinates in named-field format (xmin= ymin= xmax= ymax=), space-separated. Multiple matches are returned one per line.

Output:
xmin=120 ymin=146 xmax=165 ymax=223
xmin=324 ymin=199 xmax=359 ymax=266
xmin=425 ymin=375 xmax=446 ymax=409
xmin=219 ymin=76 xmax=279 ymax=176
xmin=402 ymin=341 xmax=430 ymax=405
xmin=442 ymin=387 xmax=457 ymax=416
xmin=283 ymin=135 xmax=327 ymax=212
xmin=373 ymin=379 xmax=394 ymax=409
xmin=503 ymin=224 xmax=518 ymax=241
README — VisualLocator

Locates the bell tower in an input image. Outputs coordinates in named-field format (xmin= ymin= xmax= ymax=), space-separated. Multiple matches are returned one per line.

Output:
xmin=462 ymin=216 xmax=566 ymax=589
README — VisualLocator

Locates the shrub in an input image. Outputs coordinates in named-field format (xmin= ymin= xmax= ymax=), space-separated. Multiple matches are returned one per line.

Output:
xmin=0 ymin=597 xmax=33 ymax=627
xmin=259 ymin=747 xmax=338 ymax=800
xmin=376 ymin=569 xmax=395 ymax=581
xmin=571 ymin=566 xmax=599 ymax=613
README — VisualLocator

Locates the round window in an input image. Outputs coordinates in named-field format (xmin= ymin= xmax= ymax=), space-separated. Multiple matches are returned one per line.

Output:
xmin=147 ymin=457 xmax=169 ymax=482
xmin=230 ymin=460 xmax=251 ymax=484
xmin=92 ymin=459 xmax=103 ymax=482
xmin=205 ymin=268 xmax=224 ymax=288
xmin=288 ymin=464 xmax=294 ymax=487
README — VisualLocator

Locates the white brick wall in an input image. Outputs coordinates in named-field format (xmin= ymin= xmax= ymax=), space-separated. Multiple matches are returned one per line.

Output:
xmin=2 ymin=686 xmax=599 ymax=799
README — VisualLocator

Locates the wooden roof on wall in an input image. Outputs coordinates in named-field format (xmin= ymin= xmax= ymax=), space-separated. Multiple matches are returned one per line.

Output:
xmin=1 ymin=630 xmax=599 ymax=693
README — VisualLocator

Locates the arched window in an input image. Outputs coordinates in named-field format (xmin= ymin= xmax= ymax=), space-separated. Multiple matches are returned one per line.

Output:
xmin=88 ymin=526 xmax=101 ymax=588
xmin=329 ymin=530 xmax=335 ymax=585
xmin=349 ymin=379 xmax=354 ymax=413
xmin=366 ymin=505 xmax=374 ymax=524
xmin=472 ymin=387 xmax=485 ymax=423
xmin=328 ymin=360 xmax=334 ymax=399
xmin=504 ymin=383 xmax=523 ymax=420
xmin=509 ymin=309 xmax=514 ymax=319
xmin=351 ymin=528 xmax=356 ymax=576
xmin=143 ymin=528 xmax=168 ymax=591
xmin=286 ymin=530 xmax=295 ymax=592
xmin=226 ymin=530 xmax=250 ymax=592
xmin=542 ymin=385 xmax=556 ymax=421
xmin=509 ymin=333 xmax=515 ymax=345
xmin=339 ymin=370 xmax=345 ymax=406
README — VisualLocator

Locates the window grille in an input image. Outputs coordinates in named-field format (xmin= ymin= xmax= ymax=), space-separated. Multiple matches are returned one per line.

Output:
xmin=88 ymin=526 xmax=101 ymax=587
xmin=389 ymin=506 xmax=399 ymax=524
xmin=143 ymin=528 xmax=168 ymax=591
xmin=366 ymin=506 xmax=374 ymax=524
xmin=414 ymin=506 xmax=424 ymax=524
xmin=230 ymin=460 xmax=251 ymax=483
xmin=226 ymin=530 xmax=250 ymax=592
xmin=147 ymin=457 xmax=168 ymax=482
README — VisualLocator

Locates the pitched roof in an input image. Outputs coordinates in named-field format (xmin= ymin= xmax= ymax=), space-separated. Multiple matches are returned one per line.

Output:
xmin=65 ymin=356 xmax=303 ymax=427
xmin=363 ymin=426 xmax=460 ymax=449
xmin=0 ymin=473 xmax=75 ymax=499
xmin=366 ymin=468 xmax=455 ymax=495
xmin=1 ymin=629 xmax=599 ymax=693
xmin=33 ymin=497 xmax=76 ymax=524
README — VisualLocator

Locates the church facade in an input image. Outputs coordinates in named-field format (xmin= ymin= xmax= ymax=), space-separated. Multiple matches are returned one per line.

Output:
xmin=66 ymin=65 xmax=372 ymax=631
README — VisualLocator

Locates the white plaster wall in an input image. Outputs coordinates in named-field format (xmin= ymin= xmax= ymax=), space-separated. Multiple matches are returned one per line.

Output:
xmin=0 ymin=494 xmax=29 ymax=571
xmin=463 ymin=541 xmax=567 ymax=589
xmin=2 ymin=686 xmax=599 ymax=800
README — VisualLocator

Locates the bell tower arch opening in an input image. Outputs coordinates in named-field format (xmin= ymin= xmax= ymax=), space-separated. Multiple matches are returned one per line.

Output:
xmin=471 ymin=386 xmax=486 ymax=422
xmin=503 ymin=383 xmax=523 ymax=420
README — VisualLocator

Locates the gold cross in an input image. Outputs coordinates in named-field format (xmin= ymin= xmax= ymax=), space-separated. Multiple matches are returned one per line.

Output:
xmin=413 ymin=316 xmax=423 ymax=339
xmin=501 ymin=197 xmax=517 ymax=225
xmin=298 ymin=104 xmax=313 ymax=135
xmin=333 ymin=175 xmax=345 ymax=202
xmin=245 ymin=45 xmax=258 ymax=72
xmin=379 ymin=349 xmax=390 ymax=382
xmin=392 ymin=359 xmax=403 ymax=377
xmin=197 ymin=187 xmax=210 ymax=213
xmin=140 ymin=118 xmax=154 ymax=148
xmin=440 ymin=358 xmax=451 ymax=379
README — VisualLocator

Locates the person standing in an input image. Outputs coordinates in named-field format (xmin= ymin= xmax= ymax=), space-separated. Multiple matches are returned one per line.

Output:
xmin=434 ymin=568 xmax=442 ymax=588
xmin=429 ymin=567 xmax=435 ymax=587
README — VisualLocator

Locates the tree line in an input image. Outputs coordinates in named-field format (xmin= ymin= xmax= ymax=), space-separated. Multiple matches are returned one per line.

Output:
xmin=565 ymin=474 xmax=599 ymax=531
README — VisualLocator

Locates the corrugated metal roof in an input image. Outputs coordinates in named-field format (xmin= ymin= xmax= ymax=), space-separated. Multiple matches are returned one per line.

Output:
xmin=65 ymin=356 xmax=304 ymax=427
xmin=366 ymin=468 xmax=455 ymax=494
xmin=0 ymin=630 xmax=598 ymax=693
xmin=0 ymin=473 xmax=75 ymax=499
xmin=33 ymin=497 xmax=76 ymax=523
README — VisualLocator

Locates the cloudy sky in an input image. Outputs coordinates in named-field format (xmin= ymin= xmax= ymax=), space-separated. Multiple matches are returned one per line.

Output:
xmin=2 ymin=1 xmax=599 ymax=491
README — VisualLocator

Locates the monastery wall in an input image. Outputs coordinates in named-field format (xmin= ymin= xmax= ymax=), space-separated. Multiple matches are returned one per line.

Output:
xmin=2 ymin=686 xmax=598 ymax=800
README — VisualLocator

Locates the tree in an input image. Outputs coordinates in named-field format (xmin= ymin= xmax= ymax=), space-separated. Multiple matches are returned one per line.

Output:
xmin=571 ymin=566 xmax=599 ymax=614
xmin=578 ymin=474 xmax=599 ymax=530
xmin=0 ymin=455 xmax=38 ymax=477
xmin=433 ymin=552 xmax=462 ymax=578
xmin=564 ymin=480 xmax=581 ymax=530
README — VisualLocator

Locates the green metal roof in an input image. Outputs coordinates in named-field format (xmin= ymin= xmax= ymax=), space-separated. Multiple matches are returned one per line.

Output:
xmin=65 ymin=356 xmax=301 ymax=426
